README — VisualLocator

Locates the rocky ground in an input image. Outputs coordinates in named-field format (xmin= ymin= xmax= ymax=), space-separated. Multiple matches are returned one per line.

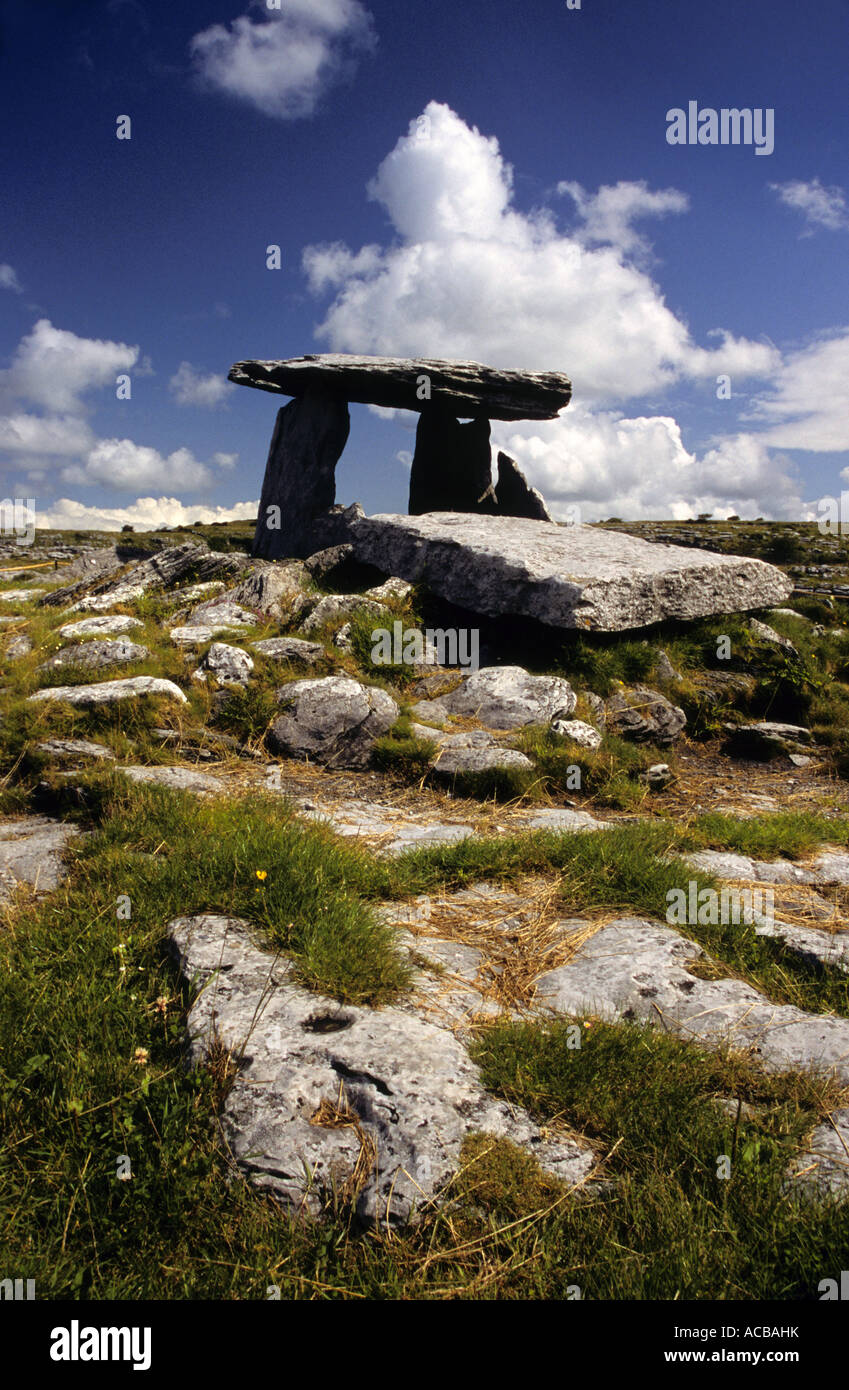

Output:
xmin=2 ymin=522 xmax=849 ymax=1298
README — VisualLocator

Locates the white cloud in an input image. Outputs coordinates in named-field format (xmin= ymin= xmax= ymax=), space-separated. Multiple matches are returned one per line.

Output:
xmin=0 ymin=319 xmax=139 ymax=413
xmin=0 ymin=414 xmax=95 ymax=457
xmin=303 ymin=102 xmax=778 ymax=405
xmin=37 ymin=496 xmax=259 ymax=532
xmin=61 ymin=439 xmax=218 ymax=493
xmin=770 ymin=178 xmax=849 ymax=234
xmin=0 ymin=264 xmax=22 ymax=293
xmin=169 ymin=361 xmax=234 ymax=407
xmin=189 ymin=0 xmax=376 ymax=120
xmin=556 ymin=179 xmax=689 ymax=257
xmin=744 ymin=331 xmax=849 ymax=451
xmin=493 ymin=409 xmax=807 ymax=523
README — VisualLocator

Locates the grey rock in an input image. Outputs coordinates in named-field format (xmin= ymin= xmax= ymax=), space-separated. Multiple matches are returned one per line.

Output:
xmin=770 ymin=608 xmax=808 ymax=621
xmin=524 ymin=808 xmax=611 ymax=832
xmin=429 ymin=731 xmax=535 ymax=778
xmin=169 ymin=625 xmax=225 ymax=646
xmin=38 ymin=638 xmax=149 ymax=672
xmin=54 ymin=542 xmax=247 ymax=612
xmin=789 ymin=753 xmax=813 ymax=768
xmin=413 ymin=665 xmax=576 ymax=730
xmin=0 ymin=588 xmax=44 ymax=601
xmin=534 ymin=917 xmax=849 ymax=1082
xmin=187 ymin=600 xmax=259 ymax=629
xmin=118 ymin=766 xmax=226 ymax=795
xmin=604 ymin=685 xmax=686 ymax=745
xmin=28 ymin=676 xmax=187 ymax=707
xmin=652 ymin=650 xmax=682 ymax=684
xmin=305 ymin=503 xmax=367 ymax=554
xmin=645 ymin=763 xmax=674 ymax=788
xmin=687 ymin=849 xmax=849 ymax=889
xmin=228 ymin=560 xmax=313 ymax=623
xmin=253 ymin=395 xmax=350 ymax=561
xmin=301 ymin=594 xmax=388 ymax=634
xmin=38 ymin=738 xmax=115 ymax=761
xmin=58 ymin=614 xmax=144 ymax=639
xmin=787 ymin=1110 xmax=849 ymax=1200
xmin=268 ymin=676 xmax=398 ymax=769
xmin=229 ymin=354 xmax=573 ymax=421
xmin=494 ymin=451 xmax=552 ymax=521
xmin=176 ymin=581 xmax=226 ymax=602
xmin=0 ymin=816 xmax=80 ymax=903
xmin=251 ymin=637 xmax=325 ymax=666
xmin=167 ymin=913 xmax=595 ymax=1224
xmin=722 ymin=722 xmax=812 ymax=759
xmin=347 ymin=514 xmax=793 ymax=632
xmin=550 ymin=718 xmax=602 ymax=750
xmin=749 ymin=618 xmax=798 ymax=656
xmin=5 ymin=633 xmax=32 ymax=661
xmin=193 ymin=642 xmax=254 ymax=686
xmin=365 ymin=577 xmax=413 ymax=603
xmin=409 ymin=410 xmax=493 ymax=515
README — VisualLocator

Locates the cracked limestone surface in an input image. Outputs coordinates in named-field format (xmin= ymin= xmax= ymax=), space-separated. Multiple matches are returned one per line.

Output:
xmin=167 ymin=914 xmax=599 ymax=1225
xmin=0 ymin=816 xmax=80 ymax=904
xmin=534 ymin=918 xmax=849 ymax=1084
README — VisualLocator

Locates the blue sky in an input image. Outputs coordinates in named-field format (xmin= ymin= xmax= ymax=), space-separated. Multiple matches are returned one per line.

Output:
xmin=1 ymin=0 xmax=848 ymax=531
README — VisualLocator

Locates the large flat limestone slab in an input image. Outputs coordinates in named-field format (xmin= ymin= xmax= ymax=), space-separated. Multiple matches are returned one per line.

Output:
xmin=168 ymin=913 xmax=596 ymax=1225
xmin=349 ymin=514 xmax=793 ymax=631
xmin=229 ymin=354 xmax=572 ymax=421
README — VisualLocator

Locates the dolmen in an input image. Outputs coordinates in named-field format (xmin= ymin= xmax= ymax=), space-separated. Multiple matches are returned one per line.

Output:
xmin=229 ymin=354 xmax=572 ymax=559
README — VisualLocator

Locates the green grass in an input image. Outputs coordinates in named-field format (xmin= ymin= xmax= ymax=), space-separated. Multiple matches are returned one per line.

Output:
xmin=679 ymin=810 xmax=849 ymax=859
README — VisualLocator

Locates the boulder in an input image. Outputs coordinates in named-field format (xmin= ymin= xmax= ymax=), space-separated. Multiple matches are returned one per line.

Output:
xmin=253 ymin=395 xmax=350 ymax=561
xmin=748 ymin=618 xmax=798 ymax=656
xmin=429 ymin=732 xmax=535 ymax=779
xmin=347 ymin=513 xmax=793 ymax=632
xmin=301 ymin=594 xmax=389 ymax=634
xmin=28 ymin=677 xmax=187 ymax=707
xmin=604 ymin=685 xmax=686 ymax=745
xmin=5 ymin=633 xmax=32 ymax=661
xmin=45 ymin=541 xmax=247 ymax=611
xmin=187 ymin=600 xmax=259 ymax=629
xmin=228 ymin=559 xmax=314 ymax=623
xmin=229 ymin=354 xmax=572 ymax=421
xmin=267 ymin=676 xmax=398 ymax=769
xmin=58 ymin=615 xmax=144 ymax=639
xmin=412 ymin=666 xmax=576 ymax=730
xmin=38 ymin=639 xmax=149 ymax=672
xmin=303 ymin=543 xmax=384 ymax=591
xmin=0 ymin=815 xmax=80 ymax=904
xmin=550 ymin=718 xmax=602 ymax=750
xmin=194 ymin=642 xmax=254 ymax=686
xmin=251 ymin=637 xmax=325 ymax=666
xmin=722 ymin=721 xmax=813 ymax=759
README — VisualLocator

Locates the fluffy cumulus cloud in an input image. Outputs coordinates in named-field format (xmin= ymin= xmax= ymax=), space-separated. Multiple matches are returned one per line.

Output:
xmin=770 ymin=178 xmax=849 ymax=234
xmin=169 ymin=361 xmax=234 ymax=407
xmin=0 ymin=263 xmax=22 ymax=293
xmin=556 ymin=179 xmax=690 ymax=258
xmin=0 ymin=321 xmax=240 ymax=513
xmin=493 ymin=411 xmax=809 ymax=523
xmin=59 ymin=439 xmax=239 ymax=493
xmin=37 ymin=497 xmax=259 ymax=533
xmin=189 ymin=0 xmax=376 ymax=120
xmin=0 ymin=319 xmax=139 ymax=414
xmin=300 ymin=102 xmax=847 ymax=519
xmin=745 ymin=331 xmax=849 ymax=452
xmin=303 ymin=102 xmax=778 ymax=405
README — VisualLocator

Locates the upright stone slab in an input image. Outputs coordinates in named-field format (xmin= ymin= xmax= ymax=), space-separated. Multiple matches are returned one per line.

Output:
xmin=409 ymin=409 xmax=494 ymax=514
xmin=254 ymin=395 xmax=350 ymax=560
xmin=495 ymin=452 xmax=552 ymax=521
